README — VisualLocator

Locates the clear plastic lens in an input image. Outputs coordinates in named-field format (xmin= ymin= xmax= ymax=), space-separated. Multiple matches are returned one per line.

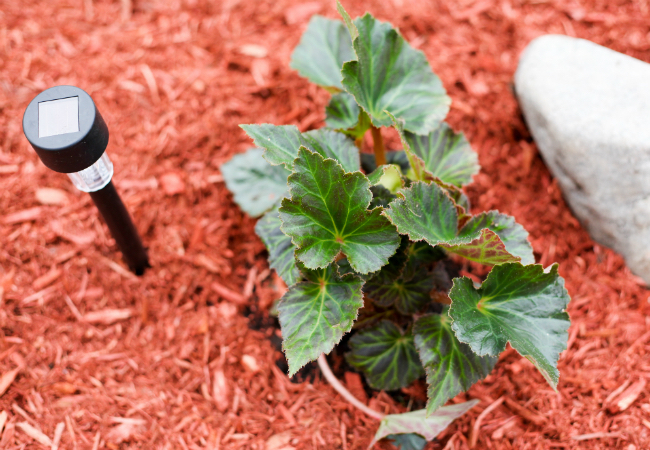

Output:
xmin=67 ymin=152 xmax=113 ymax=192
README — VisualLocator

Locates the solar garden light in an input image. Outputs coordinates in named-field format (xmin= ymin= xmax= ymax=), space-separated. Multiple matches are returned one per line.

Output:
xmin=22 ymin=85 xmax=150 ymax=275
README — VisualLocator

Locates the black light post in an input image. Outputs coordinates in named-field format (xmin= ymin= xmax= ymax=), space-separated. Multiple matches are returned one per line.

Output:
xmin=22 ymin=85 xmax=149 ymax=275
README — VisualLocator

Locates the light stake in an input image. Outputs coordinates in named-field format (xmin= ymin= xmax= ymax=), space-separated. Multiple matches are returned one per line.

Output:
xmin=23 ymin=85 xmax=150 ymax=275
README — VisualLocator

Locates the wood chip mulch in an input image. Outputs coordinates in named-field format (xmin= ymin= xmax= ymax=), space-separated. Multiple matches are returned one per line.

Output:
xmin=1 ymin=0 xmax=649 ymax=448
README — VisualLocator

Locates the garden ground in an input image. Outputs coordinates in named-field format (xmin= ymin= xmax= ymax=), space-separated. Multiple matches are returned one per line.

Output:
xmin=0 ymin=0 xmax=649 ymax=448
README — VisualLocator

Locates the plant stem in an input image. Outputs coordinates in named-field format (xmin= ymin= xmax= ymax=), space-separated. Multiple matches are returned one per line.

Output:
xmin=317 ymin=354 xmax=385 ymax=421
xmin=371 ymin=126 xmax=386 ymax=167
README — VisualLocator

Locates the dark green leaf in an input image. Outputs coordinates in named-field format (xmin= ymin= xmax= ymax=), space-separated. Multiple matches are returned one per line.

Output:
xmin=290 ymin=15 xmax=354 ymax=91
xmin=386 ymin=434 xmax=427 ymax=450
xmin=361 ymin=150 xmax=410 ymax=174
xmin=405 ymin=124 xmax=479 ymax=187
xmin=278 ymin=263 xmax=363 ymax=376
xmin=405 ymin=242 xmax=445 ymax=268
xmin=346 ymin=320 xmax=423 ymax=390
xmin=414 ymin=311 xmax=497 ymax=414
xmin=336 ymin=257 xmax=372 ymax=282
xmin=325 ymin=92 xmax=360 ymax=130
xmin=369 ymin=185 xmax=395 ymax=209
xmin=371 ymin=401 xmax=480 ymax=446
xmin=221 ymin=148 xmax=290 ymax=217
xmin=280 ymin=147 xmax=400 ymax=274
xmin=365 ymin=240 xmax=433 ymax=314
xmin=449 ymin=263 xmax=571 ymax=388
xmin=255 ymin=208 xmax=300 ymax=285
xmin=383 ymin=182 xmax=459 ymax=246
xmin=337 ymin=5 xmax=450 ymax=134
xmin=240 ymin=124 xmax=360 ymax=172
xmin=454 ymin=211 xmax=534 ymax=265
xmin=366 ymin=266 xmax=433 ymax=315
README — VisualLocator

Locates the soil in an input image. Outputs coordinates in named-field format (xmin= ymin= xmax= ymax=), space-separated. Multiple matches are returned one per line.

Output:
xmin=1 ymin=0 xmax=649 ymax=449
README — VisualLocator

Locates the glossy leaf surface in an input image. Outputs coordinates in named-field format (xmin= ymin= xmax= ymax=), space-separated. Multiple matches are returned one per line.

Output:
xmin=405 ymin=124 xmax=479 ymax=187
xmin=240 ymin=124 xmax=360 ymax=172
xmin=221 ymin=148 xmax=290 ymax=217
xmin=346 ymin=320 xmax=423 ymax=390
xmin=325 ymin=92 xmax=360 ymax=130
xmin=280 ymin=148 xmax=400 ymax=274
xmin=383 ymin=182 xmax=459 ymax=246
xmin=414 ymin=311 xmax=496 ymax=414
xmin=449 ymin=263 xmax=570 ymax=388
xmin=278 ymin=264 xmax=363 ymax=376
xmin=337 ymin=4 xmax=450 ymax=134
xmin=255 ymin=208 xmax=300 ymax=286
xmin=290 ymin=15 xmax=354 ymax=90
xmin=365 ymin=241 xmax=433 ymax=315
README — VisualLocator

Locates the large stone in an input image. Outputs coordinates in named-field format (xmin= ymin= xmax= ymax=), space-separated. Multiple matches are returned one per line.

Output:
xmin=515 ymin=35 xmax=650 ymax=284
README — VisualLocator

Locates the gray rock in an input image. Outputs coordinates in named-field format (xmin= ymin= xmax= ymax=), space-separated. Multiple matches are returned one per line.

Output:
xmin=515 ymin=34 xmax=650 ymax=284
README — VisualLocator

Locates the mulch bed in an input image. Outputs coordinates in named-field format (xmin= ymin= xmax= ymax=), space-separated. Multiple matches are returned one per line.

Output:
xmin=1 ymin=0 xmax=649 ymax=448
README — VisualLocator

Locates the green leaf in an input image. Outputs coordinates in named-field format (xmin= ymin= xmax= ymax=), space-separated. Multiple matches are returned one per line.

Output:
xmin=278 ymin=263 xmax=363 ymax=376
xmin=325 ymin=92 xmax=360 ymax=130
xmin=386 ymin=434 xmax=427 ymax=450
xmin=361 ymin=150 xmax=410 ymax=174
xmin=365 ymin=241 xmax=434 ymax=314
xmin=389 ymin=113 xmax=471 ymax=218
xmin=367 ymin=164 xmax=404 ymax=193
xmin=289 ymin=15 xmax=355 ymax=91
xmin=221 ymin=148 xmax=290 ymax=217
xmin=303 ymin=128 xmax=361 ymax=173
xmin=346 ymin=320 xmax=423 ymax=390
xmin=371 ymin=401 xmax=480 ymax=446
xmin=280 ymin=147 xmax=400 ymax=274
xmin=255 ymin=208 xmax=300 ymax=285
xmin=454 ymin=211 xmax=534 ymax=265
xmin=337 ymin=6 xmax=450 ymax=134
xmin=449 ymin=263 xmax=571 ymax=389
xmin=414 ymin=311 xmax=497 ymax=415
xmin=405 ymin=124 xmax=479 ymax=187
xmin=369 ymin=185 xmax=395 ymax=209
xmin=240 ymin=124 xmax=360 ymax=172
xmin=383 ymin=182 xmax=459 ymax=246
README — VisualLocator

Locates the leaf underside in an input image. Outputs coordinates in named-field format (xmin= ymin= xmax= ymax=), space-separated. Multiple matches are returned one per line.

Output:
xmin=240 ymin=124 xmax=360 ymax=172
xmin=372 ymin=400 xmax=480 ymax=446
xmin=454 ymin=211 xmax=535 ymax=265
xmin=338 ymin=7 xmax=450 ymax=134
xmin=414 ymin=311 xmax=496 ymax=414
xmin=220 ymin=148 xmax=290 ymax=217
xmin=449 ymin=263 xmax=571 ymax=388
xmin=443 ymin=228 xmax=522 ymax=266
xmin=289 ymin=15 xmax=354 ymax=90
xmin=278 ymin=263 xmax=364 ymax=376
xmin=279 ymin=147 xmax=400 ymax=274
xmin=346 ymin=320 xmax=423 ymax=391
xmin=255 ymin=208 xmax=300 ymax=285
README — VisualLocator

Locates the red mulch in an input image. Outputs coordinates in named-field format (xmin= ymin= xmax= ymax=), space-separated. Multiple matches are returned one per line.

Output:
xmin=1 ymin=0 xmax=649 ymax=448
